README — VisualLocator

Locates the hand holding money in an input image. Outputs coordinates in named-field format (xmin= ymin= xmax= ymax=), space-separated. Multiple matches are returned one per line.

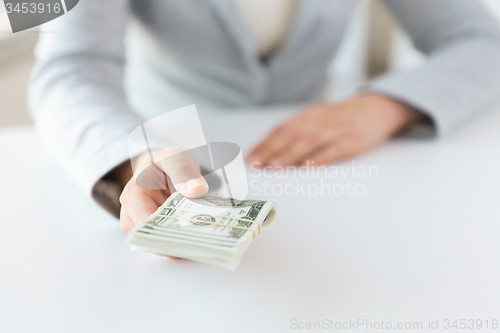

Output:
xmin=127 ymin=192 xmax=277 ymax=271
xmin=119 ymin=148 xmax=209 ymax=234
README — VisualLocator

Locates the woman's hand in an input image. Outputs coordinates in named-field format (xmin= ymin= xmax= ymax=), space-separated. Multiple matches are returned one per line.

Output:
xmin=246 ymin=94 xmax=415 ymax=167
xmin=118 ymin=147 xmax=209 ymax=235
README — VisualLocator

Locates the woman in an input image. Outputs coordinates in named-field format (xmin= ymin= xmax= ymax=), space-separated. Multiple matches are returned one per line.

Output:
xmin=29 ymin=0 xmax=500 ymax=233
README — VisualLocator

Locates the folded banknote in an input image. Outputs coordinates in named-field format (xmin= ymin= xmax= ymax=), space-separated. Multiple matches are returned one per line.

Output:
xmin=127 ymin=192 xmax=277 ymax=271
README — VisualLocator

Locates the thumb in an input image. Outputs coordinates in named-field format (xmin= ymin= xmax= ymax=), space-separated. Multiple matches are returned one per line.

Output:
xmin=159 ymin=148 xmax=209 ymax=198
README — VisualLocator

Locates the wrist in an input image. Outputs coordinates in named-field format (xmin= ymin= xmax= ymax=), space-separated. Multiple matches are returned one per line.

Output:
xmin=114 ymin=161 xmax=134 ymax=188
xmin=360 ymin=93 xmax=416 ymax=132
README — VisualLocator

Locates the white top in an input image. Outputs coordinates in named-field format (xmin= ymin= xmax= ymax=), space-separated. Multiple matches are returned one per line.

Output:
xmin=234 ymin=0 xmax=296 ymax=56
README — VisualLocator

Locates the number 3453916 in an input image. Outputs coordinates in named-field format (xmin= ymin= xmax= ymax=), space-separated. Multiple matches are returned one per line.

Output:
xmin=5 ymin=2 xmax=62 ymax=14
xmin=444 ymin=319 xmax=498 ymax=330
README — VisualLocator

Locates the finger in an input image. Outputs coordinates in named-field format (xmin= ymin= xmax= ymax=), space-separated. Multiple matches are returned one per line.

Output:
xmin=247 ymin=121 xmax=305 ymax=165
xmin=119 ymin=206 xmax=135 ymax=234
xmin=163 ymin=173 xmax=174 ymax=197
xmin=132 ymin=152 xmax=170 ymax=190
xmin=159 ymin=149 xmax=208 ymax=198
xmin=149 ymin=189 xmax=170 ymax=208
xmin=270 ymin=131 xmax=338 ymax=166
xmin=121 ymin=187 xmax=162 ymax=224
xmin=302 ymin=141 xmax=356 ymax=166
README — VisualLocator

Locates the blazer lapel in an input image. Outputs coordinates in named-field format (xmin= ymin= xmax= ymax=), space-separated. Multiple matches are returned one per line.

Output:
xmin=206 ymin=0 xmax=258 ymax=65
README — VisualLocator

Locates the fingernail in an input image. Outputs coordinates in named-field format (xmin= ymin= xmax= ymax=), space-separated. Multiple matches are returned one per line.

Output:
xmin=187 ymin=177 xmax=205 ymax=191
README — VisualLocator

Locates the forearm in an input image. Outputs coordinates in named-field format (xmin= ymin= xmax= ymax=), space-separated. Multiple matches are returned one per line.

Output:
xmin=370 ymin=0 xmax=500 ymax=137
xmin=28 ymin=0 xmax=146 ymax=214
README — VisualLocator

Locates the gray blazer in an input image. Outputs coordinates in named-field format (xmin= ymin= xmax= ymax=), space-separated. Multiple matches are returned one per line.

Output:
xmin=29 ymin=0 xmax=500 ymax=199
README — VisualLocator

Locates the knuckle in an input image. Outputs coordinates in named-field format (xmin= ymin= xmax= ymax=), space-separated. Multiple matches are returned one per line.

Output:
xmin=162 ymin=146 xmax=185 ymax=157
xmin=170 ymin=160 xmax=197 ymax=178
xmin=269 ymin=126 xmax=285 ymax=138
xmin=336 ymin=142 xmax=352 ymax=154
xmin=307 ymin=133 xmax=327 ymax=144
xmin=155 ymin=146 xmax=189 ymax=163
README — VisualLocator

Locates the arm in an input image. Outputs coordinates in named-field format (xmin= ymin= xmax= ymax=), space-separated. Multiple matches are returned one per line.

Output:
xmin=28 ymin=1 xmax=208 ymax=224
xmin=29 ymin=0 xmax=141 ymax=206
xmin=247 ymin=0 xmax=500 ymax=167
xmin=368 ymin=0 xmax=500 ymax=137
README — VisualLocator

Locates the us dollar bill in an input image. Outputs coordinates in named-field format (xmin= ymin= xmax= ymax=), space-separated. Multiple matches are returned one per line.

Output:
xmin=147 ymin=193 xmax=275 ymax=239
xmin=127 ymin=192 xmax=277 ymax=270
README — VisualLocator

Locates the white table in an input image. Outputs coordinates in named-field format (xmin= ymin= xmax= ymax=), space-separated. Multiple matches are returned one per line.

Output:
xmin=1 ymin=106 xmax=500 ymax=332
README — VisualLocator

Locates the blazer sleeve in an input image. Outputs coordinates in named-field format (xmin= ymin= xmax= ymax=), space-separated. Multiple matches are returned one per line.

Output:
xmin=28 ymin=0 xmax=144 ymax=200
xmin=365 ymin=0 xmax=500 ymax=137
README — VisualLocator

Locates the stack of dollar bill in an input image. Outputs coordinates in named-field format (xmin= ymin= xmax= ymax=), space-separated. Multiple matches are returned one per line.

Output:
xmin=127 ymin=192 xmax=277 ymax=271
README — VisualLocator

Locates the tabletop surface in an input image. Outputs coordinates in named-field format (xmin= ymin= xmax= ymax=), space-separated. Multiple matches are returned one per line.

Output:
xmin=1 ymin=105 xmax=500 ymax=332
